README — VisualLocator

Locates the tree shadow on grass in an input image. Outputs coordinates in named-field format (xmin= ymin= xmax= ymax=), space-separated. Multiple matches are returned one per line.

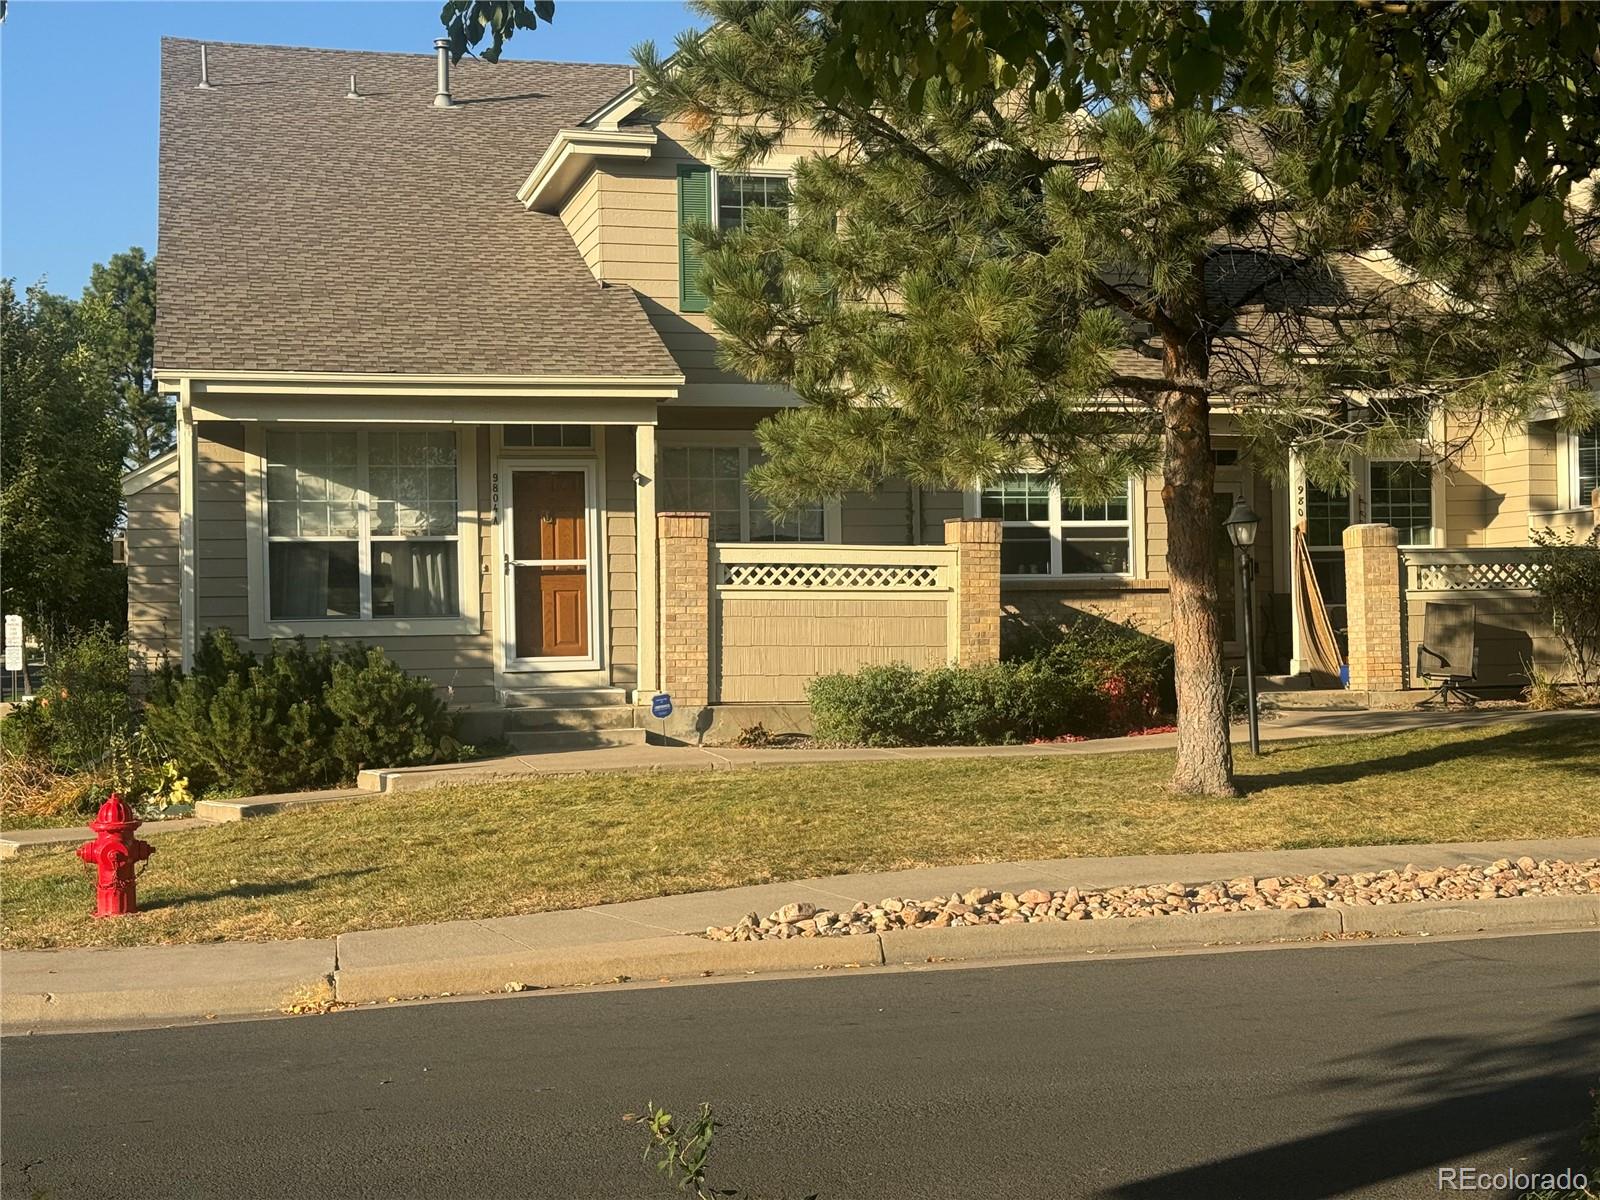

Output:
xmin=139 ymin=867 xmax=379 ymax=910
xmin=1110 ymin=1005 xmax=1600 ymax=1199
xmin=1239 ymin=721 xmax=1599 ymax=794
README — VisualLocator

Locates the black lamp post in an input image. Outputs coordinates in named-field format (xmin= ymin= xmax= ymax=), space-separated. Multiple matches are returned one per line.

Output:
xmin=1223 ymin=496 xmax=1261 ymax=755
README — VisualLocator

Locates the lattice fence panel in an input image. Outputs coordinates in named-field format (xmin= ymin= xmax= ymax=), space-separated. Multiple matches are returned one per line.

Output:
xmin=1406 ymin=559 xmax=1542 ymax=592
xmin=720 ymin=562 xmax=945 ymax=590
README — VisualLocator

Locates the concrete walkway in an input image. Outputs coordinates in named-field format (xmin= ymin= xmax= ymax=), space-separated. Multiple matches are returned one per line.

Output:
xmin=5 ymin=836 xmax=1597 ymax=1032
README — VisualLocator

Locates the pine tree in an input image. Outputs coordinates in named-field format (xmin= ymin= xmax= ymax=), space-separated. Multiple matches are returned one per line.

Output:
xmin=636 ymin=2 xmax=1596 ymax=796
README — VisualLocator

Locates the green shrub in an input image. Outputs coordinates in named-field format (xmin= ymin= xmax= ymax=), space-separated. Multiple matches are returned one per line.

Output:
xmin=143 ymin=629 xmax=455 ymax=794
xmin=1006 ymin=615 xmax=1175 ymax=735
xmin=808 ymin=618 xmax=1176 ymax=748
xmin=326 ymin=647 xmax=453 ymax=778
xmin=808 ymin=660 xmax=1094 ymax=747
xmin=0 ymin=628 xmax=132 ymax=772
xmin=1531 ymin=528 xmax=1600 ymax=701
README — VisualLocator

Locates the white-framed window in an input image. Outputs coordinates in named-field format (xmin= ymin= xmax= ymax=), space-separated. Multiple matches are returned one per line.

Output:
xmin=501 ymin=424 xmax=592 ymax=449
xmin=716 ymin=173 xmax=791 ymax=230
xmin=975 ymin=473 xmax=1135 ymax=577
xmin=1367 ymin=459 xmax=1435 ymax=546
xmin=251 ymin=427 xmax=477 ymax=636
xmin=658 ymin=442 xmax=828 ymax=543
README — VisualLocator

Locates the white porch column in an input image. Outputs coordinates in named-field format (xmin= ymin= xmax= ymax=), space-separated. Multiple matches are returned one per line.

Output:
xmin=634 ymin=423 xmax=659 ymax=695
xmin=177 ymin=379 xmax=198 ymax=671
xmin=1287 ymin=449 xmax=1308 ymax=676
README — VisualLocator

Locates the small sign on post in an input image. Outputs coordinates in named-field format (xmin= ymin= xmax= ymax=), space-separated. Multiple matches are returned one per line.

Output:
xmin=650 ymin=693 xmax=673 ymax=744
xmin=4 ymin=614 xmax=23 ymax=695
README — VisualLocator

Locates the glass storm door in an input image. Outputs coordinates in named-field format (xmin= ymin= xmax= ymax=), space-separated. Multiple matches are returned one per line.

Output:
xmin=505 ymin=468 xmax=591 ymax=662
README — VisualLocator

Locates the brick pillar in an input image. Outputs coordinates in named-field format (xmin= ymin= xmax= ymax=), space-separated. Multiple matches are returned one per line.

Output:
xmin=1343 ymin=523 xmax=1405 ymax=693
xmin=658 ymin=512 xmax=712 ymax=707
xmin=945 ymin=517 xmax=1002 ymax=666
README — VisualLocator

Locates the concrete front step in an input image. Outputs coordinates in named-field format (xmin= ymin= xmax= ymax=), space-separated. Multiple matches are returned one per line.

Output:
xmin=500 ymin=687 xmax=629 ymax=709
xmin=504 ymin=705 xmax=640 ymax=733
xmin=505 ymin=727 xmax=650 ymax=753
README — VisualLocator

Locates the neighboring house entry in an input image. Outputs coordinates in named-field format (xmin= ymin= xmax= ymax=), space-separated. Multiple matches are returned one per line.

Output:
xmin=504 ymin=465 xmax=599 ymax=668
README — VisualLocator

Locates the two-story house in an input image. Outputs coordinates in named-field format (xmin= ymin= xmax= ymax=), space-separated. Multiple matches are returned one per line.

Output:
xmin=125 ymin=39 xmax=1597 ymax=743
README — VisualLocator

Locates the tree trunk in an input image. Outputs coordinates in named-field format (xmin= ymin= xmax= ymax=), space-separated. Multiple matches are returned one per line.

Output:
xmin=1160 ymin=333 xmax=1238 ymax=797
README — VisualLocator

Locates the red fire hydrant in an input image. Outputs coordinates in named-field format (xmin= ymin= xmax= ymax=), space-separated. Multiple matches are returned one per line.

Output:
xmin=76 ymin=794 xmax=154 ymax=917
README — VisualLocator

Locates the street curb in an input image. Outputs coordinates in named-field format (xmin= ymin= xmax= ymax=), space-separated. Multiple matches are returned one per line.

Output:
xmin=333 ymin=933 xmax=880 ymax=1004
xmin=879 ymin=907 xmax=1343 ymax=963
xmin=1333 ymin=894 xmax=1600 ymax=935
xmin=1 ymin=940 xmax=336 ymax=1030
xmin=5 ymin=892 xmax=1596 ymax=1032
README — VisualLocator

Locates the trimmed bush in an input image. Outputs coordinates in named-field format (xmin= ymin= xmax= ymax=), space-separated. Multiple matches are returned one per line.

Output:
xmin=143 ymin=630 xmax=455 ymax=794
xmin=808 ymin=660 xmax=1095 ymax=747
xmin=808 ymin=617 xmax=1175 ymax=747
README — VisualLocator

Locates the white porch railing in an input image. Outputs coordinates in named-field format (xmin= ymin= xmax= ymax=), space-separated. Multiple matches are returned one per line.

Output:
xmin=713 ymin=543 xmax=957 ymax=593
xmin=1401 ymin=548 xmax=1542 ymax=593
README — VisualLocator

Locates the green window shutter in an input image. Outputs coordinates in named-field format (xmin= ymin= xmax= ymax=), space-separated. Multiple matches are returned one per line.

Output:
xmin=677 ymin=164 xmax=712 ymax=314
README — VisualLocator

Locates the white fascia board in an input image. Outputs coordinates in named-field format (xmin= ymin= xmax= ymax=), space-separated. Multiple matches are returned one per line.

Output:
xmin=580 ymin=83 xmax=647 ymax=132
xmin=516 ymin=128 xmax=658 ymax=212
xmin=122 ymin=448 xmax=179 ymax=495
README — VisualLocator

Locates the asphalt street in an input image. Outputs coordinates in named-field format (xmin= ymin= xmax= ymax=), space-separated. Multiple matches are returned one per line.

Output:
xmin=3 ymin=931 xmax=1597 ymax=1200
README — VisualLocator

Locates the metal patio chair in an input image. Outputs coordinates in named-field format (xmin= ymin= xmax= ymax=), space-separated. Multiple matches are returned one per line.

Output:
xmin=1415 ymin=601 xmax=1479 ymax=708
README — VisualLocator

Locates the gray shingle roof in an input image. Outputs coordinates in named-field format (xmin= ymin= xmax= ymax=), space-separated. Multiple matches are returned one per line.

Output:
xmin=157 ymin=38 xmax=679 ymax=379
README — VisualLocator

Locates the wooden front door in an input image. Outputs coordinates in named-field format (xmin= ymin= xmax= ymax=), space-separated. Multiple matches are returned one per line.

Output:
xmin=508 ymin=469 xmax=590 ymax=660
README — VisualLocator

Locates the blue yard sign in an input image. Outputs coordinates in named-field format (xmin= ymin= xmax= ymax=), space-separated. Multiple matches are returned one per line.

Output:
xmin=650 ymin=693 xmax=673 ymax=720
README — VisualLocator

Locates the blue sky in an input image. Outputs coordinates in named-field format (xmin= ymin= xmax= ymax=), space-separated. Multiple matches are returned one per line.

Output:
xmin=0 ymin=1 xmax=701 ymax=295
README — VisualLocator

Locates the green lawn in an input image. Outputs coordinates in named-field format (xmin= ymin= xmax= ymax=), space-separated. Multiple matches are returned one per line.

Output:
xmin=3 ymin=720 xmax=1595 ymax=951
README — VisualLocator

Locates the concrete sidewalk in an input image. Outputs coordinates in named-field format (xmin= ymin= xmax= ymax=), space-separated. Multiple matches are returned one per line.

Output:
xmin=5 ymin=836 xmax=1597 ymax=1032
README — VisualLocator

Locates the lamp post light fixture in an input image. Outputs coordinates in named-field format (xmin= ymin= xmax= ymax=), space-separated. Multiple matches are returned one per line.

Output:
xmin=1223 ymin=496 xmax=1262 ymax=755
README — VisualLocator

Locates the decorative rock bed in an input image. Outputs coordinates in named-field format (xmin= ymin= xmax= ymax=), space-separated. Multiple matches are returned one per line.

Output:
xmin=703 ymin=858 xmax=1600 ymax=942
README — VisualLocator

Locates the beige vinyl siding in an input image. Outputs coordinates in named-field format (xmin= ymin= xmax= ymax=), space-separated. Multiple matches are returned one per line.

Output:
xmin=590 ymin=119 xmax=837 ymax=389
xmin=1467 ymin=422 xmax=1559 ymax=548
xmin=840 ymin=482 xmax=918 ymax=545
xmin=560 ymin=168 xmax=603 ymax=280
xmin=719 ymin=596 xmax=948 ymax=701
xmin=125 ymin=471 xmax=182 ymax=670
xmin=196 ymin=423 xmax=251 ymax=638
xmin=1140 ymin=473 xmax=1169 ymax=580
xmin=603 ymin=428 xmax=639 ymax=687
xmin=191 ymin=422 xmax=498 ymax=705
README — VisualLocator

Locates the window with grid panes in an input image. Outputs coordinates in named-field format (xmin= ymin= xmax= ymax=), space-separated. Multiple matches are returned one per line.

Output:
xmin=979 ymin=474 xmax=1133 ymax=576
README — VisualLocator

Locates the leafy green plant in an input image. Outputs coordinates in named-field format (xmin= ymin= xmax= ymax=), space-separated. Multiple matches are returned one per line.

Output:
xmin=629 ymin=1102 xmax=815 ymax=1200
xmin=0 ymin=628 xmax=132 ymax=773
xmin=1530 ymin=529 xmax=1600 ymax=702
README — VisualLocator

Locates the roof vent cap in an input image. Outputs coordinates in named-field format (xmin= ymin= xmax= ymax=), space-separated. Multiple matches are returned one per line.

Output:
xmin=197 ymin=44 xmax=215 ymax=90
xmin=433 ymin=38 xmax=454 ymax=108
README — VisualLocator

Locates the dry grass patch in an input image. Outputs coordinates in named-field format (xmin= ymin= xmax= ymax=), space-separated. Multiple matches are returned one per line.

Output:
xmin=3 ymin=719 xmax=1595 ymax=951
